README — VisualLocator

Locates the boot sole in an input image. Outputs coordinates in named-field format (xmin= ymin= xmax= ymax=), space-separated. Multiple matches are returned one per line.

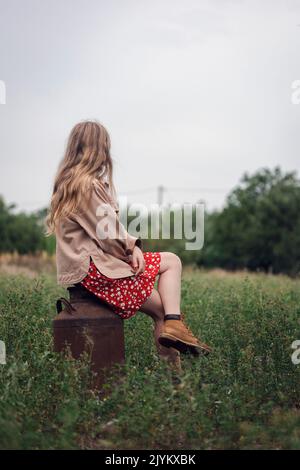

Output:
xmin=158 ymin=333 xmax=211 ymax=356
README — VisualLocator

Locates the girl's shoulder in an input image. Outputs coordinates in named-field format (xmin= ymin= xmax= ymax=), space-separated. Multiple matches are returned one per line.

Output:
xmin=91 ymin=177 xmax=119 ymax=211
xmin=91 ymin=177 xmax=110 ymax=197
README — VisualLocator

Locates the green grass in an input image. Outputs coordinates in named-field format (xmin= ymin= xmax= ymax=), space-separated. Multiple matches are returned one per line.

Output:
xmin=0 ymin=269 xmax=300 ymax=449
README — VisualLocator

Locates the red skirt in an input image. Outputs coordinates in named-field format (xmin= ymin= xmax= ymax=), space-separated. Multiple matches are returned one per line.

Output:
xmin=80 ymin=252 xmax=161 ymax=320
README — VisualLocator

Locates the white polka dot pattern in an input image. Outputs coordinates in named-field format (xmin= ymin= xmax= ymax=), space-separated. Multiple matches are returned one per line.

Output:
xmin=80 ymin=252 xmax=161 ymax=320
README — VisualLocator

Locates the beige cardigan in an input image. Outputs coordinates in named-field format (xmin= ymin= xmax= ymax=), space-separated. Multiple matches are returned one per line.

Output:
xmin=55 ymin=179 xmax=142 ymax=286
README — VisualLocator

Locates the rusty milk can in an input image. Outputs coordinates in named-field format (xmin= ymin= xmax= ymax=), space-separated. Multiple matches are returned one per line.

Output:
xmin=53 ymin=284 xmax=125 ymax=391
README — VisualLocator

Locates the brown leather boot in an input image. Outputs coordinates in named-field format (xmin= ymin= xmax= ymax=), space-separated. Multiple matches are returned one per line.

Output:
xmin=158 ymin=312 xmax=212 ymax=356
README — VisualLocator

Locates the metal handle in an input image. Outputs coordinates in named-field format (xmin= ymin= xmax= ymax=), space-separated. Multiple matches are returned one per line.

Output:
xmin=56 ymin=297 xmax=77 ymax=315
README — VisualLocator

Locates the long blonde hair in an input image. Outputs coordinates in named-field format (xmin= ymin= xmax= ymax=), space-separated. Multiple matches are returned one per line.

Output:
xmin=45 ymin=120 xmax=116 ymax=235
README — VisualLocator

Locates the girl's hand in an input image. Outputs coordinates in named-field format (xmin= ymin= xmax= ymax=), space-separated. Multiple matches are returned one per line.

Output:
xmin=130 ymin=246 xmax=145 ymax=275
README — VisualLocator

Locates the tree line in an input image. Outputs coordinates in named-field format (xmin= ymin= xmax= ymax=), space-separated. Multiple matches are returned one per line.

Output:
xmin=0 ymin=167 xmax=299 ymax=276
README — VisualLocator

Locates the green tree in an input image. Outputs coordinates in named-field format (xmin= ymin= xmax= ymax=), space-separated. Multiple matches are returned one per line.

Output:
xmin=0 ymin=196 xmax=48 ymax=254
xmin=199 ymin=167 xmax=300 ymax=275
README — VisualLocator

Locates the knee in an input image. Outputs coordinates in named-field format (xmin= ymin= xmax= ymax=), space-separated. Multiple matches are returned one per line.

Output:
xmin=161 ymin=251 xmax=182 ymax=271
xmin=170 ymin=252 xmax=182 ymax=270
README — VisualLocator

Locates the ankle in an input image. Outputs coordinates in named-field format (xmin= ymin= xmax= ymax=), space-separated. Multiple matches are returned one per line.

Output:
xmin=164 ymin=313 xmax=181 ymax=321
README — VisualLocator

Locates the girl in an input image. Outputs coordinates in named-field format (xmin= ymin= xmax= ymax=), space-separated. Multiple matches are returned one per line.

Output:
xmin=46 ymin=120 xmax=211 ymax=371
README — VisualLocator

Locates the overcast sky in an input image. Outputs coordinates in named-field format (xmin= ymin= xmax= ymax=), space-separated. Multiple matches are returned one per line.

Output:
xmin=0 ymin=0 xmax=299 ymax=212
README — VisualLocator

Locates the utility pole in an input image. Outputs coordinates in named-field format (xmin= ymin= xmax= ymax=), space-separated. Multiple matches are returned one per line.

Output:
xmin=157 ymin=185 xmax=165 ymax=206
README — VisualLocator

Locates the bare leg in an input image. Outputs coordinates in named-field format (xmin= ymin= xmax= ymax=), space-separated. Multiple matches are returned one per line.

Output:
xmin=157 ymin=252 xmax=182 ymax=316
xmin=139 ymin=288 xmax=181 ymax=365
xmin=141 ymin=252 xmax=211 ymax=357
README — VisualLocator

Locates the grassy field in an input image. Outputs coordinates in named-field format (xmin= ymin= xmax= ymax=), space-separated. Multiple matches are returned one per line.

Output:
xmin=0 ymin=268 xmax=300 ymax=449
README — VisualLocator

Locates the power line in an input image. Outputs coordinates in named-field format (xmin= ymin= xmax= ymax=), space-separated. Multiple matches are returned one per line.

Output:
xmin=13 ymin=185 xmax=231 ymax=208
xmin=167 ymin=187 xmax=230 ymax=193
xmin=118 ymin=187 xmax=155 ymax=195
xmin=119 ymin=186 xmax=230 ymax=195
